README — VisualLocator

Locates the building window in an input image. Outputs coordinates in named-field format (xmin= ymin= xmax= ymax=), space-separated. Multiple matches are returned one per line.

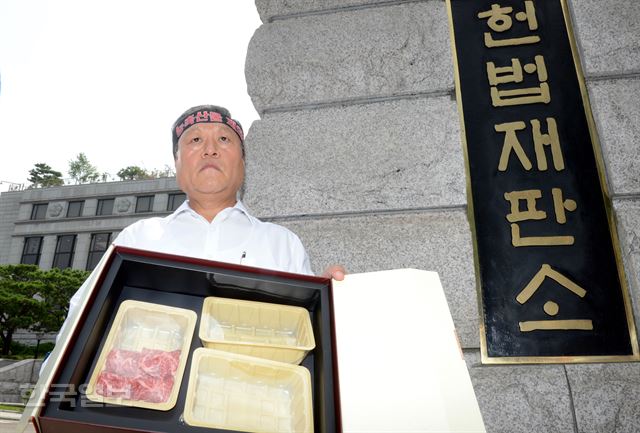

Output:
xmin=167 ymin=193 xmax=186 ymax=211
xmin=96 ymin=198 xmax=115 ymax=216
xmin=21 ymin=237 xmax=43 ymax=265
xmin=86 ymin=233 xmax=111 ymax=271
xmin=30 ymin=203 xmax=48 ymax=220
xmin=66 ymin=200 xmax=84 ymax=218
xmin=52 ymin=235 xmax=76 ymax=269
xmin=135 ymin=195 xmax=154 ymax=213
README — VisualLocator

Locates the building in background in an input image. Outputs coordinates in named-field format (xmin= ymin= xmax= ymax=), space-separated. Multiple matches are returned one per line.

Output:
xmin=0 ymin=177 xmax=184 ymax=271
xmin=2 ymin=0 xmax=638 ymax=428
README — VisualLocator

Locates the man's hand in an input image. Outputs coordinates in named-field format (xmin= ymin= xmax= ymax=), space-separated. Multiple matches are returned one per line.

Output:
xmin=321 ymin=264 xmax=346 ymax=281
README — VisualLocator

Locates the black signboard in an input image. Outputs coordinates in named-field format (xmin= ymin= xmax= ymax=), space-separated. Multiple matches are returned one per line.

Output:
xmin=446 ymin=0 xmax=639 ymax=362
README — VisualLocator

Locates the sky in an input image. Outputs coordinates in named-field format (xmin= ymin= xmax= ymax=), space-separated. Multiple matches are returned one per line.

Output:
xmin=0 ymin=0 xmax=261 ymax=191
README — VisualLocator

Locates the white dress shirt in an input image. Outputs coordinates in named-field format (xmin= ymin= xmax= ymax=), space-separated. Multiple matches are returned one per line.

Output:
xmin=114 ymin=200 xmax=312 ymax=274
xmin=54 ymin=200 xmax=312 ymax=353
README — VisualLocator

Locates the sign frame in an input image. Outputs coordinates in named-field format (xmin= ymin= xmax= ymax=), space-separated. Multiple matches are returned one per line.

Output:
xmin=446 ymin=0 xmax=639 ymax=364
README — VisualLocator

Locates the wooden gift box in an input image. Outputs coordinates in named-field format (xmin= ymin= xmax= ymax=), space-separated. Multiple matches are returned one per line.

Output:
xmin=21 ymin=246 xmax=486 ymax=433
xmin=24 ymin=245 xmax=340 ymax=433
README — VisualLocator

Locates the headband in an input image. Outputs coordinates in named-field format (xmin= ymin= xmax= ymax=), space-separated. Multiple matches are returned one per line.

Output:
xmin=172 ymin=108 xmax=244 ymax=146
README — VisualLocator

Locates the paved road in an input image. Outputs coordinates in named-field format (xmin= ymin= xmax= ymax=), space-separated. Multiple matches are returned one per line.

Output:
xmin=0 ymin=419 xmax=35 ymax=433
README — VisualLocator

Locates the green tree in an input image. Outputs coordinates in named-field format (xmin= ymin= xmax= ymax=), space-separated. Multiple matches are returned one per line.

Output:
xmin=28 ymin=163 xmax=64 ymax=188
xmin=0 ymin=265 xmax=45 ymax=356
xmin=149 ymin=164 xmax=176 ymax=178
xmin=0 ymin=265 xmax=88 ymax=355
xmin=117 ymin=165 xmax=150 ymax=181
xmin=37 ymin=268 xmax=89 ymax=334
xmin=68 ymin=153 xmax=99 ymax=184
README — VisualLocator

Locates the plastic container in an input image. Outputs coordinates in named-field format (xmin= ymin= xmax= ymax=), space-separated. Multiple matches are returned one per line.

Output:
xmin=184 ymin=347 xmax=313 ymax=433
xmin=199 ymin=296 xmax=315 ymax=364
xmin=85 ymin=300 xmax=197 ymax=410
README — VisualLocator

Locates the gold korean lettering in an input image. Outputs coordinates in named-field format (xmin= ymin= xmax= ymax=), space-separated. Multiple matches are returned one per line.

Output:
xmin=488 ymin=55 xmax=550 ymax=107
xmin=531 ymin=118 xmax=565 ymax=171
xmin=504 ymin=190 xmax=545 ymax=222
xmin=516 ymin=264 xmax=593 ymax=332
xmin=477 ymin=1 xmax=540 ymax=48
xmin=504 ymin=188 xmax=577 ymax=246
xmin=496 ymin=121 xmax=532 ymax=171
xmin=495 ymin=117 xmax=565 ymax=172
xmin=551 ymin=188 xmax=577 ymax=224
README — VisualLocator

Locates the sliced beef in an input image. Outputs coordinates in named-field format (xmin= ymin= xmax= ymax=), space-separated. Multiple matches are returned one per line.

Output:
xmin=139 ymin=349 xmax=180 ymax=378
xmin=105 ymin=349 xmax=142 ymax=377
xmin=131 ymin=375 xmax=175 ymax=403
xmin=95 ymin=371 xmax=133 ymax=399
xmin=95 ymin=348 xmax=181 ymax=404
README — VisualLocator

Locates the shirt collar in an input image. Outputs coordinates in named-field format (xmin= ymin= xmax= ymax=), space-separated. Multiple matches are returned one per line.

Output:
xmin=169 ymin=198 xmax=252 ymax=222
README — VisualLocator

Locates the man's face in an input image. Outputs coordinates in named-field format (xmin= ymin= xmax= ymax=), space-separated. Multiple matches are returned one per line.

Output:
xmin=174 ymin=122 xmax=244 ymax=202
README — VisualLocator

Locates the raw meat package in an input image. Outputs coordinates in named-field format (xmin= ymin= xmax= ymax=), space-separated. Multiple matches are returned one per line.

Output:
xmin=85 ymin=300 xmax=197 ymax=410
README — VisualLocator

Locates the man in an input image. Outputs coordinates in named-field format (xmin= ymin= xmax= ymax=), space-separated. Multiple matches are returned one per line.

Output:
xmin=116 ymin=104 xmax=343 ymax=276
xmin=56 ymin=104 xmax=343 ymax=346
xmin=113 ymin=105 xmax=320 ymax=273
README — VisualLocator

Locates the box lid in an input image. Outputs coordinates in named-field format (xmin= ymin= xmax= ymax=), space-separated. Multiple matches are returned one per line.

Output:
xmin=333 ymin=268 xmax=486 ymax=433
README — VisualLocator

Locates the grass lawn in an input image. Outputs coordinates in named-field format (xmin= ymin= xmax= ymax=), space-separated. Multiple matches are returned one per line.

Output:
xmin=0 ymin=403 xmax=23 ymax=412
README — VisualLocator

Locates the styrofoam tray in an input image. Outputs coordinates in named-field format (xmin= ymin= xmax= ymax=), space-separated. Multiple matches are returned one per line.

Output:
xmin=184 ymin=347 xmax=313 ymax=433
xmin=199 ymin=296 xmax=315 ymax=364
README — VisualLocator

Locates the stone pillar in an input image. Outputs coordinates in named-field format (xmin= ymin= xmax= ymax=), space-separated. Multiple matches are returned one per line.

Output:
xmin=39 ymin=235 xmax=57 ymax=269
xmin=73 ymin=233 xmax=91 ymax=270
xmin=154 ymin=193 xmax=169 ymax=212
xmin=84 ymin=199 xmax=98 ymax=217
xmin=245 ymin=0 xmax=640 ymax=431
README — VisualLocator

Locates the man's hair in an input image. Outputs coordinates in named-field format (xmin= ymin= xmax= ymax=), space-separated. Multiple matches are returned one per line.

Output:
xmin=171 ymin=104 xmax=245 ymax=158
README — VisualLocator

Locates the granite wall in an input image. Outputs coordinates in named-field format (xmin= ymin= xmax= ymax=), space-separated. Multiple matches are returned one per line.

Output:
xmin=244 ymin=1 xmax=640 ymax=432
xmin=0 ymin=359 xmax=42 ymax=403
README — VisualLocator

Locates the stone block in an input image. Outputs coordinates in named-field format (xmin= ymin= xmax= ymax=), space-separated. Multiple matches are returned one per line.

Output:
xmin=244 ymin=96 xmax=466 ymax=216
xmin=256 ymin=0 xmax=394 ymax=22
xmin=246 ymin=1 xmax=453 ymax=112
xmin=8 ymin=237 xmax=25 ymax=264
xmin=32 ymin=360 xmax=43 ymax=382
xmin=0 ymin=381 xmax=18 ymax=394
xmin=463 ymin=351 xmax=575 ymax=433
xmin=587 ymin=77 xmax=640 ymax=196
xmin=14 ymin=368 xmax=31 ymax=384
xmin=570 ymin=0 xmax=640 ymax=76
xmin=277 ymin=208 xmax=480 ymax=347
xmin=0 ymin=368 xmax=16 ymax=382
xmin=566 ymin=362 xmax=640 ymax=433
xmin=613 ymin=198 xmax=640 ymax=336
xmin=18 ymin=202 xmax=31 ymax=221
xmin=0 ymin=393 xmax=21 ymax=403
